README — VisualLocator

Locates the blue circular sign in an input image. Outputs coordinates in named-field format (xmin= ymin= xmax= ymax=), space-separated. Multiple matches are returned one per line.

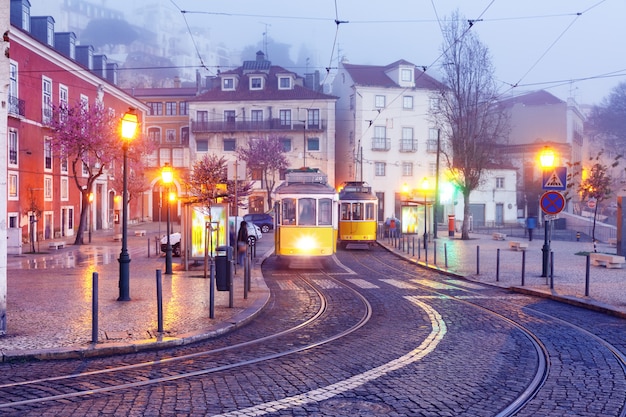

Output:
xmin=540 ymin=191 xmax=565 ymax=215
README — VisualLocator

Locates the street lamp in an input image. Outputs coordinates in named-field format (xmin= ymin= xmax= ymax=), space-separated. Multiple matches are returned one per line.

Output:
xmin=421 ymin=177 xmax=430 ymax=249
xmin=161 ymin=163 xmax=174 ymax=275
xmin=540 ymin=146 xmax=555 ymax=278
xmin=118 ymin=108 xmax=138 ymax=301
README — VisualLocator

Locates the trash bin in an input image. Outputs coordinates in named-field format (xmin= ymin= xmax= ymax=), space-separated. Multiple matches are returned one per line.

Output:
xmin=215 ymin=245 xmax=232 ymax=291
xmin=448 ymin=215 xmax=455 ymax=237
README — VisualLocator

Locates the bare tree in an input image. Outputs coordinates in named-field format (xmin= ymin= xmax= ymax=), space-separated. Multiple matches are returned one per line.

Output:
xmin=433 ymin=11 xmax=509 ymax=239
xmin=237 ymin=135 xmax=290 ymax=210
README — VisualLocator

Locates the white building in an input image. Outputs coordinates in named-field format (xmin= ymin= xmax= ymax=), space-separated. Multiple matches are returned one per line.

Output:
xmin=188 ymin=51 xmax=337 ymax=214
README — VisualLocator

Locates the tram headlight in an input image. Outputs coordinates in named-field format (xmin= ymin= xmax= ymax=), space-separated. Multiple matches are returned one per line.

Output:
xmin=296 ymin=236 xmax=316 ymax=251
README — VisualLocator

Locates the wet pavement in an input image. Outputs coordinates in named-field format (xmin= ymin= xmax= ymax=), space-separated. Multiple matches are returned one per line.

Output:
xmin=1 ymin=223 xmax=624 ymax=361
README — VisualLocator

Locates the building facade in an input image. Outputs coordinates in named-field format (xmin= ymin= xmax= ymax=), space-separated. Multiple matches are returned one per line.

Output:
xmin=8 ymin=0 xmax=146 ymax=251
xmin=189 ymin=51 xmax=337 ymax=215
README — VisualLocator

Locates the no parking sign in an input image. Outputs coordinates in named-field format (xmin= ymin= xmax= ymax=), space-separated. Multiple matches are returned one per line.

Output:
xmin=540 ymin=191 xmax=565 ymax=215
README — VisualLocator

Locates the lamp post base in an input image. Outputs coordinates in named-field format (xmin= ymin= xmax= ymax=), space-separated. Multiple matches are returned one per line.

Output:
xmin=118 ymin=250 xmax=131 ymax=301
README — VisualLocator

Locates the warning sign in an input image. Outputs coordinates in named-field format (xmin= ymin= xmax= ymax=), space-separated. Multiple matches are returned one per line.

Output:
xmin=542 ymin=167 xmax=567 ymax=191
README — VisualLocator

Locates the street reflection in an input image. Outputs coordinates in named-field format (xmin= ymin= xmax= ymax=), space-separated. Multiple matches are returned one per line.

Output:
xmin=12 ymin=246 xmax=120 ymax=270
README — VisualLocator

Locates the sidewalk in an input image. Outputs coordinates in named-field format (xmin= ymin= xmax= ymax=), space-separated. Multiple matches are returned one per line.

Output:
xmin=378 ymin=232 xmax=626 ymax=318
xmin=0 ymin=222 xmax=272 ymax=362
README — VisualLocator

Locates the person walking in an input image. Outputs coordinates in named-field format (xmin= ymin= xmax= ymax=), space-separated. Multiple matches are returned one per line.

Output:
xmin=237 ymin=221 xmax=249 ymax=266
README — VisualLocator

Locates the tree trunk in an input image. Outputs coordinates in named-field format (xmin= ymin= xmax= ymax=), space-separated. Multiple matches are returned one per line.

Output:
xmin=73 ymin=191 xmax=89 ymax=245
xmin=462 ymin=189 xmax=471 ymax=240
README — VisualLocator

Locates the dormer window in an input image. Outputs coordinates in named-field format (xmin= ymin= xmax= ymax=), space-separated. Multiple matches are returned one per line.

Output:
xmin=401 ymin=68 xmax=413 ymax=82
xmin=222 ymin=77 xmax=235 ymax=91
xmin=250 ymin=76 xmax=263 ymax=90
xmin=278 ymin=76 xmax=291 ymax=90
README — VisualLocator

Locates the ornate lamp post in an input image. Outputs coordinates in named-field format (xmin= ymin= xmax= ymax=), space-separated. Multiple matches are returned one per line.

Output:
xmin=161 ymin=163 xmax=174 ymax=275
xmin=540 ymin=146 xmax=555 ymax=278
xmin=117 ymin=108 xmax=138 ymax=301
xmin=421 ymin=177 xmax=430 ymax=249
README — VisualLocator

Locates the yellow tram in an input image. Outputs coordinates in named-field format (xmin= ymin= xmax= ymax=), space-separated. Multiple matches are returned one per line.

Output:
xmin=337 ymin=181 xmax=378 ymax=248
xmin=274 ymin=168 xmax=338 ymax=260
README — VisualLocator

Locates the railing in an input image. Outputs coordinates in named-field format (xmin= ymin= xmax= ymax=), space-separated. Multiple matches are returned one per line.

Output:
xmin=191 ymin=119 xmax=327 ymax=133
xmin=371 ymin=137 xmax=391 ymax=151
xmin=8 ymin=95 xmax=25 ymax=117
xmin=399 ymin=139 xmax=418 ymax=152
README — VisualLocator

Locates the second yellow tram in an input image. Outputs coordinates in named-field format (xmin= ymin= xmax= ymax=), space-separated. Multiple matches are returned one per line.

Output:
xmin=337 ymin=181 xmax=378 ymax=248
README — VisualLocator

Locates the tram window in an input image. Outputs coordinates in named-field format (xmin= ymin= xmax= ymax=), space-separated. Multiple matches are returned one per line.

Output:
xmin=319 ymin=198 xmax=332 ymax=225
xmin=365 ymin=203 xmax=375 ymax=220
xmin=352 ymin=203 xmax=363 ymax=220
xmin=341 ymin=203 xmax=351 ymax=220
xmin=282 ymin=199 xmax=296 ymax=225
xmin=298 ymin=198 xmax=316 ymax=225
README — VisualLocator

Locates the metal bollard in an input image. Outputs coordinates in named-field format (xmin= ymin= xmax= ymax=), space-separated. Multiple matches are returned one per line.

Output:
xmin=156 ymin=269 xmax=163 ymax=333
xmin=147 ymin=238 xmax=151 ymax=258
xmin=433 ymin=241 xmax=437 ymax=265
xmin=585 ymin=255 xmax=590 ymax=296
xmin=550 ymin=251 xmax=554 ymax=289
xmin=476 ymin=245 xmax=480 ymax=275
xmin=209 ymin=261 xmax=215 ymax=319
xmin=444 ymin=243 xmax=448 ymax=268
xmin=412 ymin=236 xmax=415 ymax=257
xmin=496 ymin=248 xmax=500 ymax=282
xmin=92 ymin=272 xmax=99 ymax=343
xmin=521 ymin=250 xmax=526 ymax=286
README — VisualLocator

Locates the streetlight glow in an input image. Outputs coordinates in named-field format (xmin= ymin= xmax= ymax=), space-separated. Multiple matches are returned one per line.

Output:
xmin=540 ymin=146 xmax=555 ymax=168
xmin=161 ymin=163 xmax=174 ymax=275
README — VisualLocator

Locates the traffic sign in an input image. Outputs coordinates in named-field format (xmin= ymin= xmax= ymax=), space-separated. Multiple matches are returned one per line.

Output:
xmin=540 ymin=191 xmax=565 ymax=215
xmin=542 ymin=166 xmax=567 ymax=191
xmin=587 ymin=198 xmax=597 ymax=209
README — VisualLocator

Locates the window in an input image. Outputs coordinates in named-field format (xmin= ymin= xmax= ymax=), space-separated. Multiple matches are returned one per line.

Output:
xmin=9 ymin=62 xmax=18 ymax=115
xmin=430 ymin=97 xmax=440 ymax=110
xmin=61 ymin=177 xmax=68 ymax=200
xmin=9 ymin=214 xmax=18 ymax=228
xmin=403 ymin=96 xmax=413 ymax=109
xmin=223 ymin=77 xmax=235 ymax=90
xmin=223 ymin=138 xmax=236 ymax=151
xmin=8 ymin=130 xmax=17 ymax=166
xmin=60 ymin=155 xmax=68 ymax=173
xmin=427 ymin=128 xmax=439 ymax=152
xmin=224 ymin=110 xmax=236 ymax=126
xmin=42 ymin=77 xmax=52 ymax=123
xmin=196 ymin=110 xmax=208 ymax=122
xmin=8 ymin=173 xmax=18 ymax=199
xmin=59 ymin=84 xmax=68 ymax=107
xmin=298 ymin=198 xmax=316 ymax=225
xmin=250 ymin=77 xmax=263 ymax=90
xmin=172 ymin=148 xmax=184 ymax=167
xmin=319 ymin=198 xmax=332 ymax=225
xmin=44 ymin=176 xmax=53 ymax=200
xmin=496 ymin=177 xmax=505 ymax=189
xmin=373 ymin=126 xmax=388 ymax=150
xmin=279 ymin=109 xmax=291 ymax=127
xmin=400 ymin=127 xmax=416 ymax=152
xmin=148 ymin=102 xmax=163 ymax=116
xmin=148 ymin=127 xmax=161 ymax=142
xmin=375 ymin=162 xmax=386 ymax=176
xmin=375 ymin=95 xmax=385 ymax=108
xmin=401 ymin=68 xmax=413 ymax=82
xmin=196 ymin=140 xmax=208 ymax=152
xmin=402 ymin=162 xmax=413 ymax=176
xmin=307 ymin=109 xmax=320 ymax=129
xmin=181 ymin=127 xmax=189 ymax=145
xmin=165 ymin=102 xmax=177 ymax=116
xmin=160 ymin=148 xmax=171 ymax=165
xmin=282 ymin=198 xmax=296 ymax=225
xmin=280 ymin=138 xmax=292 ymax=152
xmin=279 ymin=77 xmax=291 ymax=89
xmin=307 ymin=137 xmax=320 ymax=151
xmin=44 ymin=138 xmax=52 ymax=170
xmin=179 ymin=101 xmax=188 ymax=115
xmin=251 ymin=109 xmax=263 ymax=126
xmin=165 ymin=129 xmax=176 ymax=143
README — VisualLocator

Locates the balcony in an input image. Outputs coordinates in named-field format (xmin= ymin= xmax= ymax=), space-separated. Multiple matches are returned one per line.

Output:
xmin=371 ymin=137 xmax=391 ymax=151
xmin=8 ymin=95 xmax=25 ymax=117
xmin=191 ymin=119 xmax=326 ymax=133
xmin=399 ymin=139 xmax=418 ymax=152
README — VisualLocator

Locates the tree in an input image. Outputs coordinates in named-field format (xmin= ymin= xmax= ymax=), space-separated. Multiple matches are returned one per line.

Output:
xmin=47 ymin=100 xmax=122 ymax=245
xmin=578 ymin=152 xmax=624 ymax=248
xmin=586 ymin=82 xmax=626 ymax=150
xmin=237 ymin=136 xmax=290 ymax=210
xmin=24 ymin=187 xmax=43 ymax=253
xmin=433 ymin=11 xmax=509 ymax=239
xmin=80 ymin=18 xmax=138 ymax=52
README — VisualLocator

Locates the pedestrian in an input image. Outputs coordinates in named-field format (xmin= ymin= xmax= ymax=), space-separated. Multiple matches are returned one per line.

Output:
xmin=389 ymin=217 xmax=397 ymax=238
xmin=526 ymin=216 xmax=537 ymax=241
xmin=237 ymin=221 xmax=248 ymax=266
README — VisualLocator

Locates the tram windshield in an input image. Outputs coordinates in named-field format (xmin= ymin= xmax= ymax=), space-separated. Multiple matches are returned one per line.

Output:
xmin=319 ymin=198 xmax=332 ymax=225
xmin=282 ymin=198 xmax=296 ymax=225
xmin=365 ymin=202 xmax=376 ymax=220
xmin=298 ymin=198 xmax=316 ymax=225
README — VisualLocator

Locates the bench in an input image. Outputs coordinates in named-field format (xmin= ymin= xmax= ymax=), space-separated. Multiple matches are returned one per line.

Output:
xmin=113 ymin=234 xmax=122 ymax=241
xmin=509 ymin=241 xmax=528 ymax=251
xmin=608 ymin=238 xmax=617 ymax=247
xmin=492 ymin=232 xmax=506 ymax=241
xmin=589 ymin=253 xmax=625 ymax=269
xmin=134 ymin=230 xmax=147 ymax=237
xmin=48 ymin=241 xmax=66 ymax=250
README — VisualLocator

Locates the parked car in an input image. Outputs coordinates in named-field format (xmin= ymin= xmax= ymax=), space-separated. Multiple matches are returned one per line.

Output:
xmin=243 ymin=213 xmax=274 ymax=233
xmin=160 ymin=232 xmax=181 ymax=257
xmin=229 ymin=216 xmax=263 ymax=246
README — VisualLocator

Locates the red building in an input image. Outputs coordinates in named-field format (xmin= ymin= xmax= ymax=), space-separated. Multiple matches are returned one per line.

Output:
xmin=8 ymin=0 xmax=147 ymax=252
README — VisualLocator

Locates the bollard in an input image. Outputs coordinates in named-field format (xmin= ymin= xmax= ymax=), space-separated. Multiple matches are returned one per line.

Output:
xmin=147 ymin=238 xmax=151 ymax=258
xmin=496 ymin=248 xmax=500 ymax=282
xmin=550 ymin=251 xmax=554 ymax=288
xmin=425 ymin=240 xmax=429 ymax=264
xmin=433 ymin=241 xmax=437 ymax=265
xmin=444 ymin=243 xmax=448 ymax=268
xmin=209 ymin=261 xmax=215 ymax=319
xmin=156 ymin=269 xmax=163 ymax=333
xmin=585 ymin=255 xmax=590 ymax=296
xmin=418 ymin=239 xmax=421 ymax=260
xmin=521 ymin=250 xmax=526 ymax=286
xmin=476 ymin=245 xmax=480 ymax=275
xmin=92 ymin=272 xmax=99 ymax=343
xmin=412 ymin=236 xmax=415 ymax=257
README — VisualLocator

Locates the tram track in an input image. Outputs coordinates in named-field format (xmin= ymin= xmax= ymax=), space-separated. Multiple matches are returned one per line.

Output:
xmin=0 ymin=270 xmax=372 ymax=413
xmin=342 ymin=245 xmax=626 ymax=417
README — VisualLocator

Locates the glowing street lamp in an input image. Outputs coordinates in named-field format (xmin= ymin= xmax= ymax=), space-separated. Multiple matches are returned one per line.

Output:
xmin=540 ymin=146 xmax=555 ymax=278
xmin=118 ymin=108 xmax=138 ymax=301
xmin=161 ymin=163 xmax=174 ymax=275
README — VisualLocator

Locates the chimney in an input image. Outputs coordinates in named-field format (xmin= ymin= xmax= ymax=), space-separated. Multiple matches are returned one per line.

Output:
xmin=174 ymin=76 xmax=181 ymax=88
